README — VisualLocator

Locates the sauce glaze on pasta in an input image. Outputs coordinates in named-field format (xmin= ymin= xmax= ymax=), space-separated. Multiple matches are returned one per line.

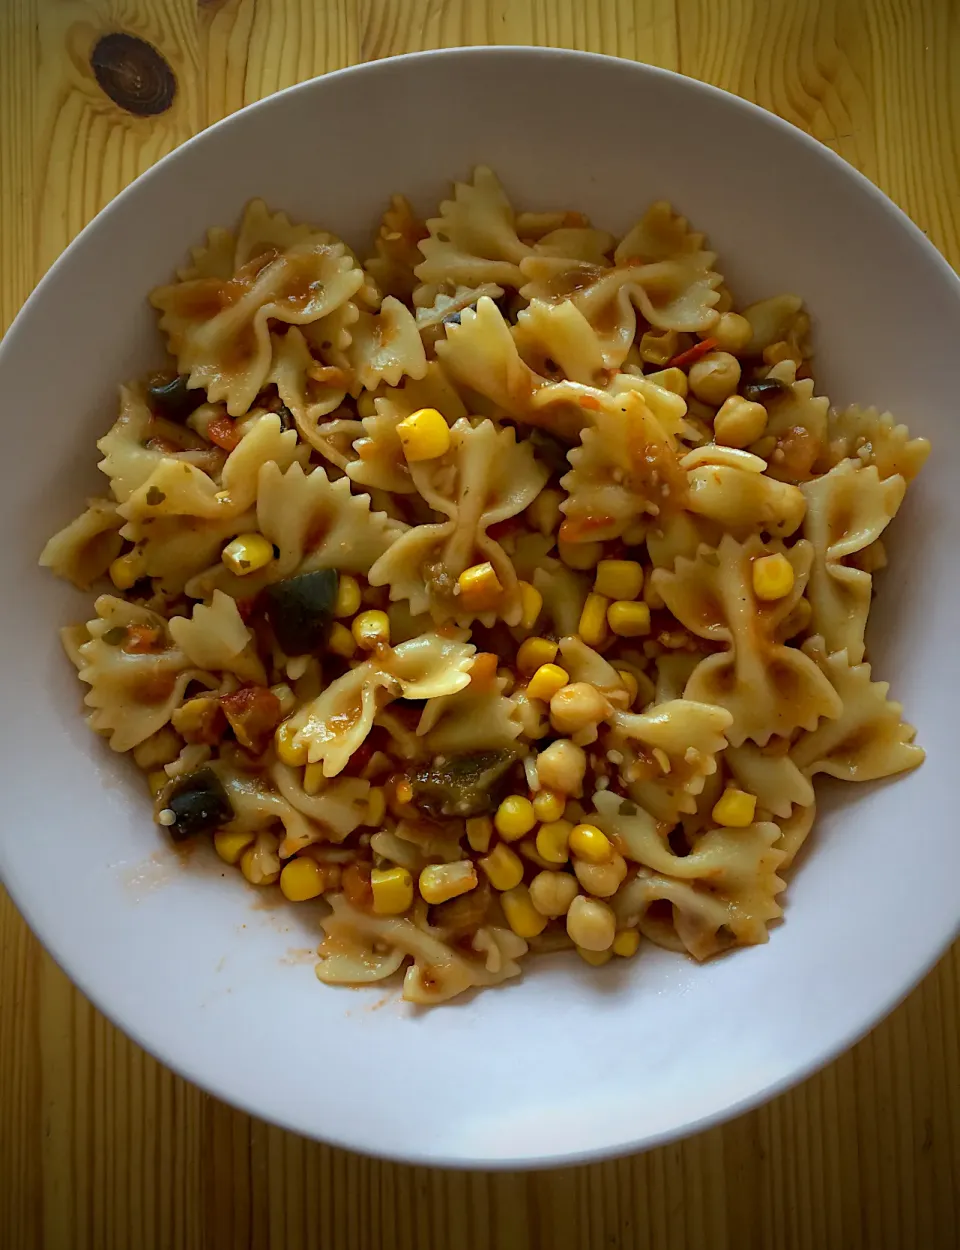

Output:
xmin=41 ymin=168 xmax=929 ymax=1004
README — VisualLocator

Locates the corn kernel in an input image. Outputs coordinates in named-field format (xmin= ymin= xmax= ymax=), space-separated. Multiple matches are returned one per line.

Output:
xmin=763 ymin=340 xmax=795 ymax=366
xmin=560 ymin=539 xmax=603 ymax=571
xmin=334 ymin=574 xmax=362 ymax=618
xmin=643 ymin=574 xmax=664 ymax=611
xmin=466 ymin=815 xmax=494 ymax=854
xmin=280 ymin=857 xmax=325 ymax=902
xmin=569 ymin=823 xmax=613 ymax=864
xmin=500 ymin=885 xmax=548 ymax=938
xmin=613 ymin=929 xmax=641 ymax=958
xmin=396 ymin=407 xmax=451 ymax=461
xmin=352 ymin=609 xmax=390 ymax=650
xmin=364 ymin=787 xmax=386 ymax=827
xmin=479 ymin=843 xmax=524 ymax=892
xmin=577 ymin=946 xmax=613 ymax=966
xmin=518 ymin=580 xmax=543 ymax=630
xmin=419 ymin=860 xmax=478 ymax=905
xmin=494 ymin=795 xmax=537 ymax=841
xmin=303 ymin=762 xmax=324 ymax=795
xmin=712 ymin=788 xmax=757 ymax=827
xmin=392 ymin=777 xmax=414 ymax=807
xmin=536 ymin=819 xmax=572 ymax=864
xmin=109 ymin=552 xmax=141 ymax=590
xmin=517 ymin=636 xmax=558 ymax=676
xmin=371 ymin=866 xmax=413 ymax=915
xmin=221 ymin=532 xmax=274 ymax=576
xmin=457 ymin=561 xmax=503 ymax=611
xmin=275 ymin=719 xmax=308 ymax=767
xmin=214 ymin=830 xmax=254 ymax=865
xmin=595 ymin=559 xmax=643 ymax=601
xmin=146 ymin=769 xmax=168 ymax=797
xmin=532 ymin=790 xmax=565 ymax=823
xmin=526 ymin=662 xmax=569 ymax=703
xmin=327 ymin=622 xmax=357 ymax=658
xmin=578 ymin=592 xmax=610 ymax=646
xmin=607 ymin=600 xmax=651 ymax=638
xmin=614 ymin=667 xmax=639 ymax=706
xmin=645 ymin=366 xmax=688 ymax=398
xmin=752 ymin=552 xmax=795 ymax=601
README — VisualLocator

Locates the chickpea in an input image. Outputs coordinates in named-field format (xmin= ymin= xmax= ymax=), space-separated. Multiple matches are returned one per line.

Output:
xmin=529 ymin=870 xmax=580 ymax=918
xmin=536 ymin=738 xmax=587 ymax=796
xmin=709 ymin=311 xmax=753 ymax=355
xmin=688 ymin=351 xmax=741 ymax=406
xmin=566 ymin=894 xmax=616 ymax=951
xmin=573 ymin=852 xmax=627 ymax=899
xmin=549 ymin=682 xmax=610 ymax=736
xmin=713 ymin=396 xmax=768 ymax=448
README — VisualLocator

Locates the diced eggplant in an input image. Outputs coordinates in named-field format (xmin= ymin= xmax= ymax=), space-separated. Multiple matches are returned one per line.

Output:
xmin=741 ymin=377 xmax=788 ymax=404
xmin=430 ymin=880 xmax=492 ymax=935
xmin=409 ymin=750 xmax=517 ymax=819
xmin=146 ymin=373 xmax=205 ymax=421
xmin=261 ymin=569 xmax=338 ymax=656
xmin=159 ymin=766 xmax=233 ymax=841
xmin=275 ymin=403 xmax=295 ymax=433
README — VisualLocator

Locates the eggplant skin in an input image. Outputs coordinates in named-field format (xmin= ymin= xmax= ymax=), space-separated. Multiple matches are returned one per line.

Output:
xmin=409 ymin=750 xmax=517 ymax=818
xmin=161 ymin=767 xmax=234 ymax=840
xmin=740 ymin=377 xmax=788 ymax=404
xmin=146 ymin=373 xmax=204 ymax=421
xmin=261 ymin=569 xmax=338 ymax=656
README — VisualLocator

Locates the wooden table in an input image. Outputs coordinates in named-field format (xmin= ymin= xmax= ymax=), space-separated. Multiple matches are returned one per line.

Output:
xmin=2 ymin=2 xmax=958 ymax=1246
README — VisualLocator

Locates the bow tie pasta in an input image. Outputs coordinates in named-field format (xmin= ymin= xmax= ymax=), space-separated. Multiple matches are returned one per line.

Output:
xmin=41 ymin=170 xmax=928 ymax=1005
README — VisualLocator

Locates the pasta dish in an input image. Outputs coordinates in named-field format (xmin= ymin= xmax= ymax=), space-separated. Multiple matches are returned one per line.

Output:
xmin=41 ymin=168 xmax=928 ymax=1003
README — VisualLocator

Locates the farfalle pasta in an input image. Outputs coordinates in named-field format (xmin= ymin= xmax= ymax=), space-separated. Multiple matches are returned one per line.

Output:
xmin=41 ymin=171 xmax=927 ymax=1004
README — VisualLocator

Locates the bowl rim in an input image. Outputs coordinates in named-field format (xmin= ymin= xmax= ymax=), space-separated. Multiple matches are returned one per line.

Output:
xmin=3 ymin=44 xmax=959 ymax=1170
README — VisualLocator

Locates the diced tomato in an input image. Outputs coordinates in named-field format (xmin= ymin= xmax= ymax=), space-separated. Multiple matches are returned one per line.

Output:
xmin=666 ymin=338 xmax=718 ymax=370
xmin=341 ymin=862 xmax=373 ymax=910
xmin=343 ymin=741 xmax=374 ymax=777
xmin=234 ymin=597 xmax=256 ymax=623
xmin=469 ymin=652 xmax=499 ymax=690
xmin=559 ymin=514 xmax=615 ymax=542
xmin=122 ymin=625 xmax=164 ymax=654
xmin=220 ymin=686 xmax=283 ymax=752
xmin=207 ymin=415 xmax=242 ymax=452
xmin=307 ymin=363 xmax=351 ymax=389
xmin=487 ymin=517 xmax=521 ymax=543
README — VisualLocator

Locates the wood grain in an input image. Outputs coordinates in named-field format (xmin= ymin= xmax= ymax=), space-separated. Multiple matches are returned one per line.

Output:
xmin=2 ymin=1 xmax=959 ymax=1246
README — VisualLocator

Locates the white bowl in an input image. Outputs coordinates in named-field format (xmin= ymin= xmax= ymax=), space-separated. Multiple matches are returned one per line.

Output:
xmin=1 ymin=47 xmax=958 ymax=1168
